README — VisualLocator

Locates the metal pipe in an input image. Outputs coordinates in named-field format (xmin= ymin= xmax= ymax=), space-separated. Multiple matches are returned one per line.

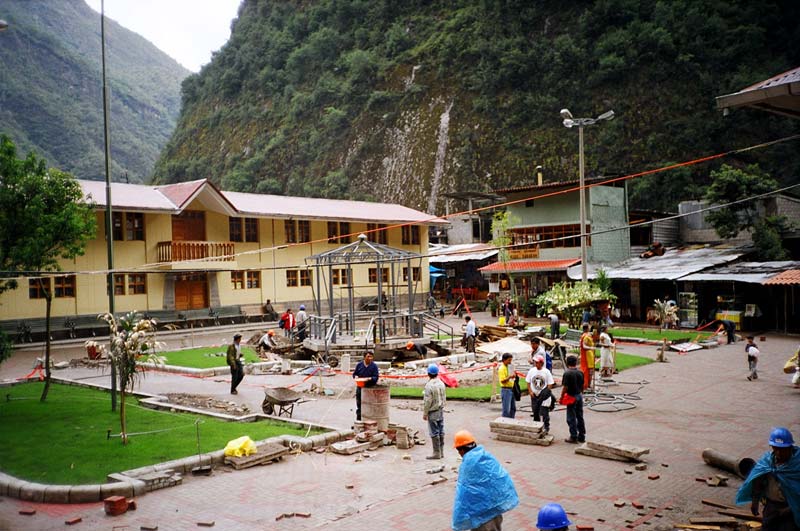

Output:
xmin=701 ymin=448 xmax=755 ymax=479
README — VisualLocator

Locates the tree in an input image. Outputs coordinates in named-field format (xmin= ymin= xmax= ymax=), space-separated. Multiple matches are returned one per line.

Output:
xmin=0 ymin=135 xmax=96 ymax=396
xmin=491 ymin=211 xmax=518 ymax=304
xmin=704 ymin=164 xmax=789 ymax=259
xmin=98 ymin=312 xmax=161 ymax=444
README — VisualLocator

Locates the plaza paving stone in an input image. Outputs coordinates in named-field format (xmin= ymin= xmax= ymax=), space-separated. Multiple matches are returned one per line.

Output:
xmin=1 ymin=317 xmax=798 ymax=530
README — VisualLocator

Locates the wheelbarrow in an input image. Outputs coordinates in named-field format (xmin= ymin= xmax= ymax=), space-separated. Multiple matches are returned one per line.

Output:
xmin=261 ymin=387 xmax=304 ymax=418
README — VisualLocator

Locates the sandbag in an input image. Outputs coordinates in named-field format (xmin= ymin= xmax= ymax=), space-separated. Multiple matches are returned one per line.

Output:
xmin=224 ymin=435 xmax=257 ymax=457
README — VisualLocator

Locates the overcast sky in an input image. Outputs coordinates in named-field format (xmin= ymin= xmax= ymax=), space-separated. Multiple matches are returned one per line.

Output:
xmin=84 ymin=0 xmax=242 ymax=72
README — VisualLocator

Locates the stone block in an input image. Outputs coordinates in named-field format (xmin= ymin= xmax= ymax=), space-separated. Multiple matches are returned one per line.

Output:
xmin=575 ymin=444 xmax=632 ymax=462
xmin=43 ymin=484 xmax=71 ymax=504
xmin=282 ymin=435 xmax=312 ymax=452
xmin=489 ymin=416 xmax=543 ymax=434
xmin=331 ymin=439 xmax=373 ymax=455
xmin=101 ymin=481 xmax=134 ymax=498
xmin=4 ymin=477 xmax=25 ymax=499
xmin=19 ymin=482 xmax=44 ymax=503
xmin=495 ymin=433 xmax=553 ymax=446
xmin=308 ymin=434 xmax=328 ymax=448
xmin=70 ymin=484 xmax=102 ymax=503
xmin=586 ymin=440 xmax=650 ymax=460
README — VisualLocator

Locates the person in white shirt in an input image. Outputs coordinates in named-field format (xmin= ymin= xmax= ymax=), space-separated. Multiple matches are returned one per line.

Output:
xmin=464 ymin=315 xmax=476 ymax=353
xmin=525 ymin=354 xmax=554 ymax=434
xmin=296 ymin=304 xmax=309 ymax=341
xmin=598 ymin=326 xmax=614 ymax=377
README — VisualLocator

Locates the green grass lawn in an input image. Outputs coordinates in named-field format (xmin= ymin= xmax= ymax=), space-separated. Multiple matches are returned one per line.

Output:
xmin=156 ymin=346 xmax=259 ymax=368
xmin=610 ymin=327 xmax=712 ymax=342
xmin=0 ymin=382 xmax=317 ymax=484
xmin=390 ymin=352 xmax=653 ymax=401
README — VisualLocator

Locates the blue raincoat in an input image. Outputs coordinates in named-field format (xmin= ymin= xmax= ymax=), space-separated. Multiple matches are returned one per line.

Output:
xmin=735 ymin=445 xmax=800 ymax=527
xmin=452 ymin=445 xmax=519 ymax=530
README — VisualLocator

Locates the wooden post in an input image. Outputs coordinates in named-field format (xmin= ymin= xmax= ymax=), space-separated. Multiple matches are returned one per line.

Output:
xmin=491 ymin=362 xmax=499 ymax=402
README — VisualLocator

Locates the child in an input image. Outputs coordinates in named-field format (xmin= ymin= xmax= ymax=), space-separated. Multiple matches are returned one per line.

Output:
xmin=745 ymin=336 xmax=759 ymax=381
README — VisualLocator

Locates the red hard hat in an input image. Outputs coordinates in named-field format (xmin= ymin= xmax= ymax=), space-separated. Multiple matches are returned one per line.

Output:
xmin=406 ymin=341 xmax=415 ymax=350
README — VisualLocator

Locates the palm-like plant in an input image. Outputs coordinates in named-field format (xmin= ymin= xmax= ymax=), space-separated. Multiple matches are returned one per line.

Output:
xmin=98 ymin=311 xmax=162 ymax=444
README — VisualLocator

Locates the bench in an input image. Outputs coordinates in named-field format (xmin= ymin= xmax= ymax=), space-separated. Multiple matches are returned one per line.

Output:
xmin=63 ymin=314 xmax=107 ymax=339
xmin=178 ymin=308 xmax=215 ymax=328
xmin=563 ymin=328 xmax=582 ymax=343
xmin=241 ymin=304 xmax=279 ymax=323
xmin=143 ymin=309 xmax=184 ymax=330
xmin=209 ymin=305 xmax=245 ymax=326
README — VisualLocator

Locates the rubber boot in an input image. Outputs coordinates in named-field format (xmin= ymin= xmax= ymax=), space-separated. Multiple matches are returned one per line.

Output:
xmin=426 ymin=436 xmax=441 ymax=459
xmin=438 ymin=434 xmax=445 ymax=459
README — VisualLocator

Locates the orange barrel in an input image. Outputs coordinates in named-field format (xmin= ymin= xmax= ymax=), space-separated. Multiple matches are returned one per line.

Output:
xmin=361 ymin=384 xmax=390 ymax=431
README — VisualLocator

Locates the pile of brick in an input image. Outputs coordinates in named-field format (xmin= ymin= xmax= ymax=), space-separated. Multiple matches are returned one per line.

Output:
xmin=136 ymin=470 xmax=183 ymax=492
xmin=489 ymin=417 xmax=554 ymax=446
xmin=574 ymin=440 xmax=650 ymax=462
xmin=331 ymin=420 xmax=385 ymax=455
xmin=387 ymin=423 xmax=425 ymax=450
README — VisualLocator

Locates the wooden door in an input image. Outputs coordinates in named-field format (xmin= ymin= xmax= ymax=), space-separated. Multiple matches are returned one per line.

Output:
xmin=172 ymin=211 xmax=205 ymax=241
xmin=174 ymin=273 xmax=208 ymax=310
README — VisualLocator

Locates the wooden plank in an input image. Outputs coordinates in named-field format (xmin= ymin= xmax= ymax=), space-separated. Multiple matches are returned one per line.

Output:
xmin=701 ymin=500 xmax=737 ymax=510
xmin=717 ymin=510 xmax=762 ymax=523
xmin=675 ymin=525 xmax=721 ymax=530
xmin=585 ymin=440 xmax=650 ymax=459
xmin=224 ymin=442 xmax=288 ymax=470
xmin=689 ymin=517 xmax=738 ymax=525
xmin=574 ymin=444 xmax=634 ymax=462
xmin=495 ymin=433 xmax=554 ymax=446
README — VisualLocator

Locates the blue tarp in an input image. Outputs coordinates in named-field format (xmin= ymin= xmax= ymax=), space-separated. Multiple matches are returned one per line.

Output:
xmin=452 ymin=445 xmax=519 ymax=530
xmin=735 ymin=446 xmax=800 ymax=527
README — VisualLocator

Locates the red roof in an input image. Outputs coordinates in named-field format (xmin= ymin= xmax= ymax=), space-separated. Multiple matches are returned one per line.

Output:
xmin=479 ymin=259 xmax=580 ymax=273
xmin=763 ymin=269 xmax=800 ymax=285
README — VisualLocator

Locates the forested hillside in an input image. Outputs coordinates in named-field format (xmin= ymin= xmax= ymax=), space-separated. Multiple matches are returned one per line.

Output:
xmin=154 ymin=0 xmax=800 ymax=212
xmin=0 ymin=0 xmax=188 ymax=183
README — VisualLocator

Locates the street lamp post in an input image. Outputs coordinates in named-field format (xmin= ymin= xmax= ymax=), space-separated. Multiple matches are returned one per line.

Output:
xmin=560 ymin=108 xmax=614 ymax=282
xmin=100 ymin=0 xmax=117 ymax=411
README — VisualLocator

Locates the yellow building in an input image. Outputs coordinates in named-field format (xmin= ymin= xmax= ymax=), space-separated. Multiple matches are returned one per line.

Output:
xmin=0 ymin=179 xmax=445 ymax=322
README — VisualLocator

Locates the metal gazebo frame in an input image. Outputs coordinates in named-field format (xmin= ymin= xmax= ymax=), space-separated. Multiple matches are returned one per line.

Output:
xmin=306 ymin=234 xmax=423 ymax=343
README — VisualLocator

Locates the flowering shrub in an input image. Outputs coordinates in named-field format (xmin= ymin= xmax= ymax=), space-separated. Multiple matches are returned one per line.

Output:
xmin=534 ymin=281 xmax=616 ymax=327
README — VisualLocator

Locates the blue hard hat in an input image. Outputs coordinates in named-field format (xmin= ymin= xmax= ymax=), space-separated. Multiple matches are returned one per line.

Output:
xmin=299 ymin=304 xmax=305 ymax=310
xmin=537 ymin=503 xmax=573 ymax=530
xmin=769 ymin=427 xmax=794 ymax=448
xmin=427 ymin=364 xmax=439 ymax=375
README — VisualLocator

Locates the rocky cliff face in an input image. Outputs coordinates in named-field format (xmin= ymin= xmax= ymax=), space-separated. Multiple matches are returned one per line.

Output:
xmin=153 ymin=0 xmax=800 ymax=213
xmin=0 ymin=0 xmax=188 ymax=182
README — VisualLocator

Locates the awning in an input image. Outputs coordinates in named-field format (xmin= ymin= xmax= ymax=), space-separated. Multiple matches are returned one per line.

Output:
xmin=763 ymin=269 xmax=800 ymax=285
xmin=479 ymin=258 xmax=579 ymax=273
xmin=716 ymin=66 xmax=800 ymax=119
xmin=429 ymin=243 xmax=499 ymax=264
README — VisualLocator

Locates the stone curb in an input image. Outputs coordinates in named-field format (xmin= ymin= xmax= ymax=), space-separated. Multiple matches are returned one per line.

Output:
xmin=0 ymin=414 xmax=352 ymax=504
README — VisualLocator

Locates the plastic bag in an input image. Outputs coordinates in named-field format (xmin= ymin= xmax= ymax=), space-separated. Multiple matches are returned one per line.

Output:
xmin=559 ymin=393 xmax=576 ymax=406
xmin=224 ymin=435 xmax=257 ymax=457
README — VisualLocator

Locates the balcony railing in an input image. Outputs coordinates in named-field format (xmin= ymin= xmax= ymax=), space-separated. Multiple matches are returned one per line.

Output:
xmin=157 ymin=241 xmax=235 ymax=263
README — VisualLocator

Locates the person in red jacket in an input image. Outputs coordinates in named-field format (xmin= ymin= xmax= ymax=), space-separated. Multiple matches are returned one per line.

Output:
xmin=280 ymin=308 xmax=295 ymax=337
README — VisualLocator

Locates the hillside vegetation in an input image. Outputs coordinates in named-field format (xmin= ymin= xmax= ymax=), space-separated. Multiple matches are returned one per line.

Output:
xmin=0 ymin=0 xmax=188 ymax=183
xmin=154 ymin=0 xmax=800 ymax=213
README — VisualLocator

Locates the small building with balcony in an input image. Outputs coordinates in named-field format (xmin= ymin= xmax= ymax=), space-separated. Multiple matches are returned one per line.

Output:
xmin=0 ymin=179 xmax=445 ymax=324
xmin=480 ymin=177 xmax=630 ymax=298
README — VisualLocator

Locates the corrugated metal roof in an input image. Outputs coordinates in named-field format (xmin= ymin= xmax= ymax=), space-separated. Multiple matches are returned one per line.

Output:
xmin=567 ymin=245 xmax=749 ymax=281
xmin=429 ymin=243 xmax=498 ymax=263
xmin=480 ymin=258 xmax=579 ymax=273
xmin=224 ymin=190 xmax=447 ymax=224
xmin=79 ymin=180 xmax=178 ymax=212
xmin=682 ymin=261 xmax=800 ymax=284
xmin=493 ymin=176 xmax=608 ymax=195
xmin=716 ymin=66 xmax=800 ymax=118
xmin=78 ymin=179 xmax=446 ymax=224
xmin=763 ymin=269 xmax=800 ymax=285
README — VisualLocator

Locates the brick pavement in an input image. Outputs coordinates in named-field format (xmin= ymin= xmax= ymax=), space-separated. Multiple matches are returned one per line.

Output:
xmin=1 ymin=323 xmax=798 ymax=530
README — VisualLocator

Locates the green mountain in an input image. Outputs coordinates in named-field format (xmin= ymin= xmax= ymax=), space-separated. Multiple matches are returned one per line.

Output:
xmin=0 ymin=0 xmax=189 ymax=183
xmin=154 ymin=0 xmax=800 ymax=212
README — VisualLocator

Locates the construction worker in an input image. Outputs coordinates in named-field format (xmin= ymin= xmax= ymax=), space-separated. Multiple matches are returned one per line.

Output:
xmin=423 ymin=363 xmax=446 ymax=460
xmin=406 ymin=340 xmax=428 ymax=358
xmin=736 ymin=427 xmax=800 ymax=530
xmin=464 ymin=315 xmax=476 ymax=353
xmin=352 ymin=351 xmax=379 ymax=421
xmin=536 ymin=503 xmax=573 ymax=531
xmin=226 ymin=333 xmax=245 ymax=395
xmin=498 ymin=353 xmax=516 ymax=419
xmin=452 ymin=430 xmax=519 ymax=531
